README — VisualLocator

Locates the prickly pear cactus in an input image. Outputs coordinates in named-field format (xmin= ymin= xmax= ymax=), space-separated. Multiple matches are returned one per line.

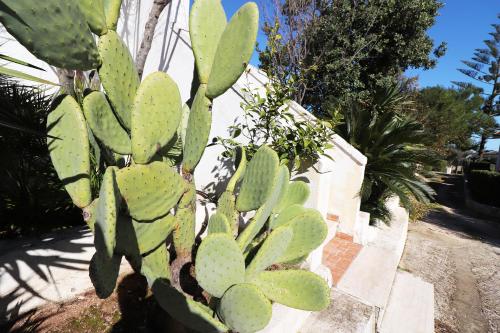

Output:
xmin=3 ymin=1 xmax=332 ymax=332
xmin=0 ymin=1 xmax=101 ymax=70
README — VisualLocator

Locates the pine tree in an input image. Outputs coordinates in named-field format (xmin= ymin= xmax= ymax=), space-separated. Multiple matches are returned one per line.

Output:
xmin=454 ymin=14 xmax=500 ymax=156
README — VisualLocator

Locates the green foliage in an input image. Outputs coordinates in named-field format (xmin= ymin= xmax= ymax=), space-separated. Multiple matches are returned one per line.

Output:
xmin=1 ymin=1 xmax=331 ymax=331
xmin=407 ymin=86 xmax=489 ymax=153
xmin=219 ymin=283 xmax=272 ymax=333
xmin=131 ymin=72 xmax=182 ymax=164
xmin=336 ymin=85 xmax=436 ymax=224
xmin=260 ymin=0 xmax=446 ymax=115
xmin=215 ymin=77 xmax=334 ymax=170
xmin=0 ymin=1 xmax=100 ymax=70
xmin=0 ymin=78 xmax=80 ymax=238
xmin=454 ymin=14 xmax=500 ymax=155
xmin=251 ymin=270 xmax=330 ymax=311
xmin=468 ymin=170 xmax=500 ymax=207
xmin=47 ymin=95 xmax=92 ymax=208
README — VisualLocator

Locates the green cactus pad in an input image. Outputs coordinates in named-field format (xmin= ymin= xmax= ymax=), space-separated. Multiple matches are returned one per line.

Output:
xmin=237 ymin=165 xmax=289 ymax=251
xmin=94 ymin=167 xmax=120 ymax=258
xmin=252 ymin=270 xmax=330 ymax=311
xmin=226 ymin=146 xmax=247 ymax=192
xmin=173 ymin=182 xmax=196 ymax=258
xmin=89 ymin=251 xmax=121 ymax=299
xmin=245 ymin=226 xmax=293 ymax=279
xmin=141 ymin=244 xmax=171 ymax=285
xmin=0 ymin=1 xmax=100 ymax=70
xmin=47 ymin=95 xmax=92 ymax=208
xmin=207 ymin=212 xmax=231 ymax=235
xmin=236 ymin=146 xmax=279 ymax=212
xmin=133 ymin=214 xmax=176 ymax=254
xmin=132 ymin=72 xmax=182 ymax=164
xmin=179 ymin=103 xmax=190 ymax=146
xmin=103 ymin=0 xmax=122 ymax=30
xmin=217 ymin=191 xmax=238 ymax=235
xmin=116 ymin=162 xmax=185 ymax=221
xmin=274 ymin=181 xmax=311 ymax=214
xmin=98 ymin=31 xmax=140 ymax=130
xmin=152 ymin=279 xmax=228 ymax=333
xmin=83 ymin=91 xmax=131 ymax=155
xmin=182 ymin=84 xmax=212 ymax=172
xmin=190 ymin=0 xmax=227 ymax=83
xmin=114 ymin=215 xmax=140 ymax=261
xmin=269 ymin=204 xmax=306 ymax=230
xmin=219 ymin=283 xmax=272 ymax=333
xmin=195 ymin=234 xmax=245 ymax=297
xmin=79 ymin=0 xmax=108 ymax=35
xmin=206 ymin=2 xmax=259 ymax=99
xmin=277 ymin=209 xmax=328 ymax=263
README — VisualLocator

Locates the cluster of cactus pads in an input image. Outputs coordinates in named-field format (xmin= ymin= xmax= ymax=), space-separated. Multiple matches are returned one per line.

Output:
xmin=0 ymin=0 xmax=330 ymax=332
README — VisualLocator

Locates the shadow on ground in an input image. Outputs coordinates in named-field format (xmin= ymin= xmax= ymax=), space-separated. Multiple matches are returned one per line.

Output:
xmin=0 ymin=227 xmax=93 ymax=323
xmin=424 ymin=174 xmax=500 ymax=247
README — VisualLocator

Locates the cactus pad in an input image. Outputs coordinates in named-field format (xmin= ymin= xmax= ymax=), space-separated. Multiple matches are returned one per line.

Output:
xmin=133 ymin=214 xmax=176 ymax=254
xmin=206 ymin=2 xmax=259 ymax=99
xmin=252 ymin=270 xmax=330 ymax=311
xmin=269 ymin=204 xmax=306 ymax=230
xmin=89 ymin=251 xmax=121 ymax=299
xmin=47 ymin=95 xmax=92 ymax=208
xmin=195 ymin=234 xmax=245 ymax=297
xmin=94 ymin=167 xmax=120 ymax=258
xmin=217 ymin=191 xmax=238 ymax=235
xmin=0 ymin=1 xmax=100 ymax=70
xmin=173 ymin=182 xmax=196 ymax=258
xmin=98 ymin=31 xmax=140 ymax=130
xmin=116 ymin=162 xmax=185 ymax=221
xmin=237 ymin=165 xmax=289 ymax=251
xmin=103 ymin=0 xmax=122 ymax=30
xmin=219 ymin=283 xmax=272 ymax=333
xmin=274 ymin=180 xmax=310 ymax=213
xmin=79 ymin=0 xmax=108 ymax=35
xmin=141 ymin=244 xmax=171 ymax=285
xmin=83 ymin=91 xmax=131 ymax=155
xmin=190 ymin=0 xmax=227 ymax=83
xmin=236 ymin=145 xmax=279 ymax=212
xmin=245 ymin=226 xmax=293 ymax=279
xmin=226 ymin=146 xmax=247 ymax=192
xmin=182 ymin=84 xmax=212 ymax=172
xmin=207 ymin=212 xmax=231 ymax=235
xmin=152 ymin=279 xmax=228 ymax=333
xmin=132 ymin=72 xmax=182 ymax=164
xmin=277 ymin=209 xmax=328 ymax=263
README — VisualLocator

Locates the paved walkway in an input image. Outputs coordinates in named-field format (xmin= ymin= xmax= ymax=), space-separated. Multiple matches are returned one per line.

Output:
xmin=399 ymin=174 xmax=500 ymax=333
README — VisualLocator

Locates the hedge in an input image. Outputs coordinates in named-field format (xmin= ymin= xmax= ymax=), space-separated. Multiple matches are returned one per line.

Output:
xmin=468 ymin=170 xmax=500 ymax=207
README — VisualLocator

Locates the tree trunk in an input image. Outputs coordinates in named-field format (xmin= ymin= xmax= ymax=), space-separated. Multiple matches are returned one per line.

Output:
xmin=135 ymin=0 xmax=172 ymax=79
xmin=478 ymin=134 xmax=487 ymax=157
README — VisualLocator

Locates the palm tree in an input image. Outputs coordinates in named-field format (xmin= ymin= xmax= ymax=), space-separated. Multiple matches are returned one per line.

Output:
xmin=0 ymin=76 xmax=80 ymax=238
xmin=335 ymin=84 xmax=435 ymax=223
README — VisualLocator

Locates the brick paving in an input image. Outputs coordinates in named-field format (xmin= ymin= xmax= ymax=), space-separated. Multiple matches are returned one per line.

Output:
xmin=323 ymin=231 xmax=363 ymax=286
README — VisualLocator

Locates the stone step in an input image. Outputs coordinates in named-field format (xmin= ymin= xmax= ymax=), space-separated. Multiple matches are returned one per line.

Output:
xmin=336 ymin=245 xmax=400 ymax=310
xmin=301 ymin=288 xmax=376 ymax=333
xmin=379 ymin=271 xmax=434 ymax=333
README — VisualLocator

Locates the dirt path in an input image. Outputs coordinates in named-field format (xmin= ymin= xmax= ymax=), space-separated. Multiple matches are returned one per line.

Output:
xmin=399 ymin=174 xmax=500 ymax=333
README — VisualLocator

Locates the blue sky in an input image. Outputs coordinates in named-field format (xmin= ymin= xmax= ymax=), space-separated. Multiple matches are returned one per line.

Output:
xmin=217 ymin=0 xmax=500 ymax=151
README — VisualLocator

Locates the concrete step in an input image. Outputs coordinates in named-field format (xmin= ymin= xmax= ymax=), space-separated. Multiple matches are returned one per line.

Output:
xmin=336 ymin=245 xmax=400 ymax=310
xmin=379 ymin=271 xmax=434 ymax=333
xmin=301 ymin=288 xmax=376 ymax=333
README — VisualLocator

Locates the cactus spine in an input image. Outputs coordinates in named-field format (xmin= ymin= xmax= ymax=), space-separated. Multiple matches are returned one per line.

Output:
xmin=1 ymin=1 xmax=331 ymax=332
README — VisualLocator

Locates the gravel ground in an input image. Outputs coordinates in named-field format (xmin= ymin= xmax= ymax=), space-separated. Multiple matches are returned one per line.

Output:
xmin=400 ymin=175 xmax=500 ymax=333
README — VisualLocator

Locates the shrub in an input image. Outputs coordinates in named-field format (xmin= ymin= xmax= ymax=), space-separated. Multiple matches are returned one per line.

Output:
xmin=468 ymin=170 xmax=500 ymax=207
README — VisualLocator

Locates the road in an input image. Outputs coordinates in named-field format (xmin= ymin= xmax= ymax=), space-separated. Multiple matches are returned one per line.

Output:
xmin=399 ymin=174 xmax=500 ymax=333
